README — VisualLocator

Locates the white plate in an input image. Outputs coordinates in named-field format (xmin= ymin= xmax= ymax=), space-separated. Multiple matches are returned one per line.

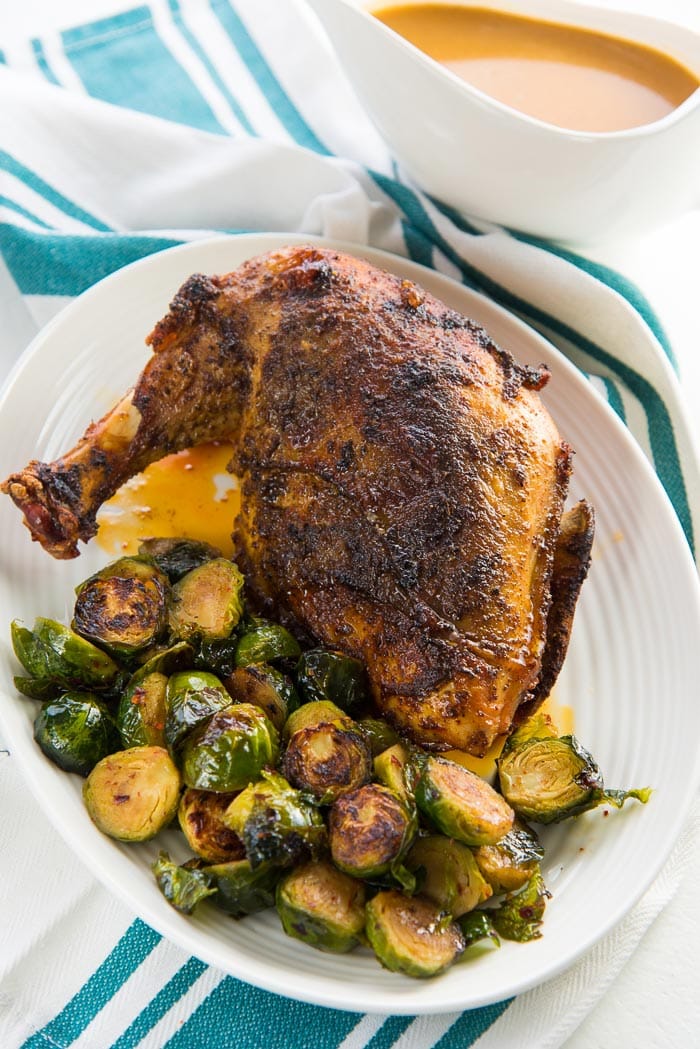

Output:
xmin=0 ymin=233 xmax=698 ymax=1015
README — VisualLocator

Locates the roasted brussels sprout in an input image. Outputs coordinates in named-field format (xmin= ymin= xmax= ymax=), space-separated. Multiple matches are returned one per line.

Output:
xmin=295 ymin=649 xmax=369 ymax=713
xmin=358 ymin=718 xmax=400 ymax=757
xmin=195 ymin=637 xmax=240 ymax=678
xmin=73 ymin=557 xmax=169 ymax=657
xmin=490 ymin=868 xmax=550 ymax=942
xmin=203 ymin=858 xmax=280 ymax=918
xmin=223 ymin=665 xmax=299 ymax=733
xmin=373 ymin=742 xmax=412 ymax=804
xmin=34 ymin=692 xmax=120 ymax=776
xmin=169 ymin=558 xmax=244 ymax=642
xmin=282 ymin=719 xmax=372 ymax=804
xmin=117 ymin=671 xmax=168 ymax=749
xmin=225 ymin=770 xmax=325 ymax=868
xmin=14 ymin=676 xmax=60 ymax=701
xmin=152 ymin=851 xmax=217 ymax=914
xmin=83 ymin=745 xmax=181 ymax=841
xmin=181 ymin=704 xmax=279 ymax=792
xmin=413 ymin=754 xmax=514 ymax=846
xmin=406 ymin=835 xmax=492 ymax=917
xmin=329 ymin=783 xmax=416 ymax=883
xmin=134 ymin=640 xmax=195 ymax=676
xmin=497 ymin=730 xmax=651 ymax=824
xmin=234 ymin=622 xmax=301 ymax=667
xmin=283 ymin=700 xmax=347 ymax=739
xmin=277 ymin=860 xmax=366 ymax=953
xmin=365 ymin=890 xmax=465 ymax=978
xmin=12 ymin=618 xmax=120 ymax=689
xmin=178 ymin=788 xmax=245 ymax=864
xmin=474 ymin=820 xmax=544 ymax=893
xmin=139 ymin=537 xmax=222 ymax=582
xmin=164 ymin=670 xmax=231 ymax=753
xmin=458 ymin=911 xmax=500 ymax=951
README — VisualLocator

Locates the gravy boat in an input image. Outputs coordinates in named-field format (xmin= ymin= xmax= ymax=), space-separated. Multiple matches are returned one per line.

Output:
xmin=306 ymin=0 xmax=700 ymax=242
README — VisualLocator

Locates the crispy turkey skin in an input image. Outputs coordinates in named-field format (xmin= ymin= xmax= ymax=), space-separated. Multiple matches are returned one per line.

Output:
xmin=2 ymin=245 xmax=593 ymax=755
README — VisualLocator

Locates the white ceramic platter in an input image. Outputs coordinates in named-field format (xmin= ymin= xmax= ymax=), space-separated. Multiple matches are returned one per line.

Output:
xmin=0 ymin=233 xmax=698 ymax=1015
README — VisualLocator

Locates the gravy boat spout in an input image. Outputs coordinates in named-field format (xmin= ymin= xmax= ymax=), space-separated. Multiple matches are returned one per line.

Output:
xmin=306 ymin=0 xmax=700 ymax=242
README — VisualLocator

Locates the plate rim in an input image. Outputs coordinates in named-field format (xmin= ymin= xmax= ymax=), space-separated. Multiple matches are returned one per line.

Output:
xmin=1 ymin=231 xmax=699 ymax=1014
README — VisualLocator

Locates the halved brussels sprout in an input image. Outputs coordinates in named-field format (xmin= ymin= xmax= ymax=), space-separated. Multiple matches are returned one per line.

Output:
xmin=365 ymin=890 xmax=465 ymax=978
xmin=223 ymin=665 xmax=299 ymax=733
xmin=73 ymin=557 xmax=169 ymax=657
xmin=458 ymin=911 xmax=500 ymax=951
xmin=83 ymin=745 xmax=181 ymax=841
xmin=152 ymin=851 xmax=217 ymax=914
xmin=164 ymin=670 xmax=231 ymax=754
xmin=178 ymin=788 xmax=245 ymax=864
xmin=181 ymin=704 xmax=279 ymax=792
xmin=329 ymin=783 xmax=416 ymax=883
xmin=203 ymin=858 xmax=280 ymax=918
xmin=12 ymin=618 xmax=120 ymax=689
xmin=412 ymin=754 xmax=514 ymax=846
xmin=358 ymin=718 xmax=400 ymax=758
xmin=282 ymin=720 xmax=372 ymax=804
xmin=295 ymin=649 xmax=369 ymax=713
xmin=139 ymin=537 xmax=222 ymax=582
xmin=277 ymin=860 xmax=366 ymax=953
xmin=225 ymin=770 xmax=325 ymax=869
xmin=374 ymin=742 xmax=412 ymax=804
xmin=406 ymin=835 xmax=492 ymax=917
xmin=234 ymin=622 xmax=301 ymax=667
xmin=473 ymin=819 xmax=544 ymax=893
xmin=117 ymin=671 xmax=168 ymax=749
xmin=490 ymin=868 xmax=550 ymax=942
xmin=169 ymin=559 xmax=244 ymax=642
xmin=34 ymin=692 xmax=120 ymax=776
xmin=497 ymin=731 xmax=651 ymax=824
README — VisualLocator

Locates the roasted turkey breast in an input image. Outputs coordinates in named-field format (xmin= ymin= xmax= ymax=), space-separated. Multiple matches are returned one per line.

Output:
xmin=2 ymin=245 xmax=593 ymax=755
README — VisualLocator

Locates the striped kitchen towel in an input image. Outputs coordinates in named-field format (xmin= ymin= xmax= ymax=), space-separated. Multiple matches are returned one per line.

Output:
xmin=0 ymin=2 xmax=698 ymax=1048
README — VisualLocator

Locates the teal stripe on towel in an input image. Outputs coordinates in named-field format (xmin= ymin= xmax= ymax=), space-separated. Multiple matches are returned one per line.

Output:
xmin=0 ymin=226 xmax=183 ymax=296
xmin=602 ymin=376 xmax=627 ymax=422
xmin=210 ymin=0 xmax=331 ymax=154
xmin=61 ymin=6 xmax=227 ymax=134
xmin=435 ymin=999 xmax=513 ymax=1047
xmin=0 ymin=197 xmax=53 ymax=230
xmin=21 ymin=920 xmax=161 ymax=1049
xmin=0 ymin=149 xmax=111 ymax=231
xmin=110 ymin=957 xmax=208 ymax=1049
xmin=31 ymin=38 xmax=61 ymax=85
xmin=164 ymin=975 xmax=361 ymax=1049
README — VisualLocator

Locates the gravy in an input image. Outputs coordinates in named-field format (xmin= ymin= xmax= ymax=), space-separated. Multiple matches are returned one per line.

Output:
xmin=97 ymin=441 xmax=239 ymax=557
xmin=373 ymin=4 xmax=698 ymax=131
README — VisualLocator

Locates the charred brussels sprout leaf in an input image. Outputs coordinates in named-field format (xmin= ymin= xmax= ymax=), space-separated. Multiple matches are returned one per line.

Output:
xmin=169 ymin=559 xmax=244 ymax=642
xmin=277 ymin=860 xmax=366 ymax=953
xmin=458 ymin=911 xmax=500 ymax=951
xmin=329 ymin=783 xmax=416 ymax=885
xmin=34 ymin=692 xmax=120 ymax=776
xmin=73 ymin=557 xmax=169 ymax=657
xmin=83 ymin=746 xmax=181 ymax=841
xmin=406 ymin=835 xmax=492 ymax=917
xmin=412 ymin=754 xmax=514 ymax=846
xmin=498 ymin=731 xmax=651 ymax=824
xmin=138 ymin=537 xmax=222 ymax=582
xmin=366 ymin=890 xmax=465 ymax=978
xmin=474 ymin=820 xmax=544 ymax=893
xmin=282 ymin=718 xmax=372 ymax=804
xmin=490 ymin=868 xmax=550 ymax=942
xmin=203 ymin=858 xmax=280 ymax=918
xmin=178 ymin=788 xmax=245 ymax=864
xmin=234 ymin=623 xmax=301 ymax=667
xmin=223 ymin=665 xmax=299 ymax=733
xmin=152 ymin=851 xmax=216 ymax=914
xmin=181 ymin=703 xmax=279 ymax=792
xmin=374 ymin=742 xmax=413 ymax=804
xmin=135 ymin=640 xmax=194 ymax=677
xmin=295 ymin=649 xmax=369 ymax=713
xmin=358 ymin=718 xmax=401 ymax=758
xmin=12 ymin=618 xmax=120 ymax=690
xmin=117 ymin=671 xmax=168 ymax=749
xmin=225 ymin=770 xmax=325 ymax=869
xmin=165 ymin=670 xmax=231 ymax=754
